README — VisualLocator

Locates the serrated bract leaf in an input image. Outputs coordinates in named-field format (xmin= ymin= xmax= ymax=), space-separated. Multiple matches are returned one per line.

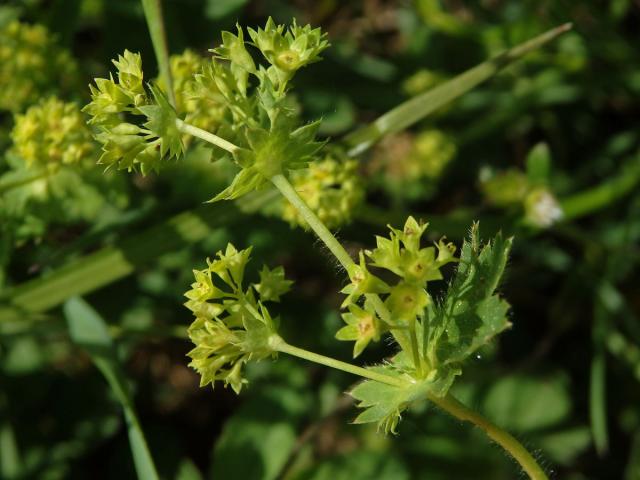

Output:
xmin=350 ymin=362 xmax=458 ymax=434
xmin=431 ymin=224 xmax=513 ymax=365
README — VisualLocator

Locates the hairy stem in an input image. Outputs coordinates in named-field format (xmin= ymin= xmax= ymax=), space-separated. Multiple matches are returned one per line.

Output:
xmin=276 ymin=336 xmax=548 ymax=480
xmin=428 ymin=394 xmax=549 ymax=480
xmin=272 ymin=337 xmax=407 ymax=388
xmin=270 ymin=173 xmax=355 ymax=271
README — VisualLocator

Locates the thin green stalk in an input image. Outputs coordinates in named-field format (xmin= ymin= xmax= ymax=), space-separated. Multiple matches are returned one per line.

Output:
xmin=141 ymin=0 xmax=176 ymax=107
xmin=270 ymin=173 xmax=355 ymax=271
xmin=428 ymin=394 xmax=549 ymax=480
xmin=272 ymin=337 xmax=407 ymax=388
xmin=342 ymin=23 xmax=572 ymax=156
xmin=176 ymin=120 xmax=239 ymax=154
xmin=275 ymin=337 xmax=548 ymax=480
xmin=560 ymin=154 xmax=640 ymax=220
xmin=409 ymin=326 xmax=422 ymax=375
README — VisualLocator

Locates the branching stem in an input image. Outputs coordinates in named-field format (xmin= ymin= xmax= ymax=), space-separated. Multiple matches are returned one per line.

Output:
xmin=182 ymin=121 xmax=548 ymax=479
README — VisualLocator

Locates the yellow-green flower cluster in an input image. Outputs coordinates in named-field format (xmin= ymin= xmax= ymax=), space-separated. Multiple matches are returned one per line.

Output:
xmin=185 ymin=244 xmax=292 ymax=393
xmin=83 ymin=50 xmax=183 ymax=174
xmin=283 ymin=150 xmax=364 ymax=230
xmin=164 ymin=50 xmax=226 ymax=135
xmin=248 ymin=17 xmax=329 ymax=85
xmin=11 ymin=97 xmax=95 ymax=171
xmin=411 ymin=130 xmax=457 ymax=180
xmin=336 ymin=217 xmax=458 ymax=359
xmin=0 ymin=21 xmax=78 ymax=112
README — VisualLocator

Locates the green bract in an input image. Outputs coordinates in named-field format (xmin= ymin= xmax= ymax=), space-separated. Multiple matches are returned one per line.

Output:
xmin=83 ymin=50 xmax=184 ymax=175
xmin=184 ymin=243 xmax=292 ymax=393
xmin=349 ymin=223 xmax=513 ymax=433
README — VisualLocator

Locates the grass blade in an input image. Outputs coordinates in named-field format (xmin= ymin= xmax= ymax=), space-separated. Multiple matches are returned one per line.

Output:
xmin=141 ymin=0 xmax=176 ymax=106
xmin=0 ymin=203 xmax=239 ymax=322
xmin=64 ymin=297 xmax=160 ymax=480
xmin=343 ymin=23 xmax=572 ymax=156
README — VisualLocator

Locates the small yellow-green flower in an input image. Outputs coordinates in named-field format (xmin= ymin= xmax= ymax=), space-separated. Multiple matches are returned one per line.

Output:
xmin=11 ymin=97 xmax=95 ymax=171
xmin=0 ymin=21 xmax=78 ymax=112
xmin=479 ymin=167 xmax=563 ymax=228
xmin=479 ymin=168 xmax=530 ymax=207
xmin=254 ymin=265 xmax=293 ymax=302
xmin=248 ymin=17 xmax=329 ymax=81
xmin=335 ymin=301 xmax=381 ymax=358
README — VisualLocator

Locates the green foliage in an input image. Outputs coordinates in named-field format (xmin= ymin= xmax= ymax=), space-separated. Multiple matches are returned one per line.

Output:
xmin=2 ymin=2 xmax=639 ymax=479
xmin=64 ymin=297 xmax=159 ymax=480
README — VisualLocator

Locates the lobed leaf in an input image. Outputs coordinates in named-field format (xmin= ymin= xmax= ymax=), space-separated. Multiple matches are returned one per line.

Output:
xmin=432 ymin=224 xmax=513 ymax=365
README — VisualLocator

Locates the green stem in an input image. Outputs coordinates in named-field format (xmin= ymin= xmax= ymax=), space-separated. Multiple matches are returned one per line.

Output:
xmin=271 ymin=174 xmax=418 ymax=357
xmin=272 ymin=337 xmax=407 ymax=388
xmin=275 ymin=337 xmax=547 ymax=480
xmin=175 ymin=120 xmax=239 ymax=154
xmin=342 ymin=23 xmax=572 ymax=156
xmin=270 ymin=173 xmax=355 ymax=271
xmin=428 ymin=394 xmax=549 ymax=480
xmin=560 ymin=154 xmax=640 ymax=221
xmin=409 ymin=326 xmax=422 ymax=375
xmin=141 ymin=0 xmax=176 ymax=107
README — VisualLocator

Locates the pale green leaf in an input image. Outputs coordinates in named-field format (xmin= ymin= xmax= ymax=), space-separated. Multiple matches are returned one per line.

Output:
xmin=64 ymin=297 xmax=159 ymax=480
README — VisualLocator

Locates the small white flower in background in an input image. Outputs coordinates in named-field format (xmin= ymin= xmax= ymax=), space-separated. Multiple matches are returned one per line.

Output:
xmin=525 ymin=188 xmax=563 ymax=228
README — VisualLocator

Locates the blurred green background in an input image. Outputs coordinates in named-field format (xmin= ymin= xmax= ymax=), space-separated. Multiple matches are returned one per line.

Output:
xmin=1 ymin=0 xmax=639 ymax=479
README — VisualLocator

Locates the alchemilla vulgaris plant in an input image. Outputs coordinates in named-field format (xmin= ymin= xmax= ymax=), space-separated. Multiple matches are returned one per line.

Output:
xmin=80 ymin=17 xmax=578 ymax=480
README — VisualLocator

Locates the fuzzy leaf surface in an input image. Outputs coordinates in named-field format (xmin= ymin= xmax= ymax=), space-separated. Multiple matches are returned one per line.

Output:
xmin=432 ymin=224 xmax=513 ymax=365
